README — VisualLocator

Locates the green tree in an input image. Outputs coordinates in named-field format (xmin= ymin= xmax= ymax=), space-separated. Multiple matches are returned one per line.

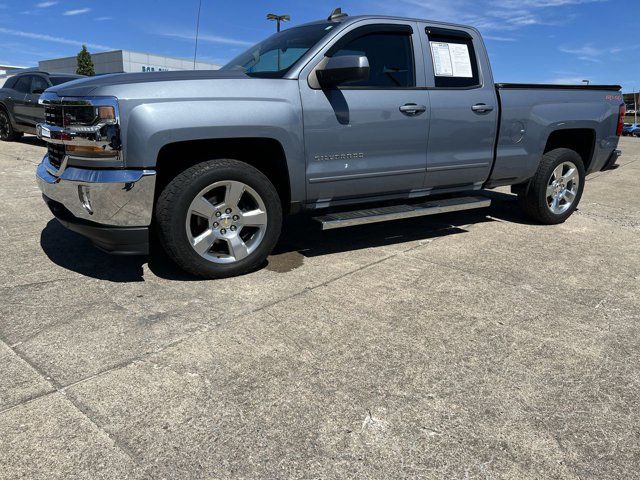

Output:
xmin=76 ymin=45 xmax=95 ymax=76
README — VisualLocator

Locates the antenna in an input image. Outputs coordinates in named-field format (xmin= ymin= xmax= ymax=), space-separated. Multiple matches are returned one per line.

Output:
xmin=328 ymin=7 xmax=348 ymax=21
xmin=193 ymin=0 xmax=203 ymax=69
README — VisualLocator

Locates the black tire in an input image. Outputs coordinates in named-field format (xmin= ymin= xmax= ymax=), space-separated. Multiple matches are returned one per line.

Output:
xmin=0 ymin=108 xmax=22 ymax=141
xmin=517 ymin=148 xmax=585 ymax=225
xmin=155 ymin=158 xmax=283 ymax=279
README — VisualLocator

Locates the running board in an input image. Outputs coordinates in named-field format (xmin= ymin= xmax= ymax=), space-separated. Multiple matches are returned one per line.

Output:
xmin=314 ymin=196 xmax=491 ymax=230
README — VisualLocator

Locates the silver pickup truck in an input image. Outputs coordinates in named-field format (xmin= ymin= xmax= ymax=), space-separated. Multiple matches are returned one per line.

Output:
xmin=32 ymin=10 xmax=624 ymax=278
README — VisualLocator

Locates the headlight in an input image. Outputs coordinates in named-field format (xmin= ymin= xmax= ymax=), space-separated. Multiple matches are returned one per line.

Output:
xmin=98 ymin=106 xmax=116 ymax=124
xmin=37 ymin=94 xmax=123 ymax=169
xmin=63 ymin=105 xmax=117 ymax=129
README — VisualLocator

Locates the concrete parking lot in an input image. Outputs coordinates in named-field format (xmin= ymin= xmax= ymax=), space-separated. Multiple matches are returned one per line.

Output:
xmin=0 ymin=137 xmax=638 ymax=479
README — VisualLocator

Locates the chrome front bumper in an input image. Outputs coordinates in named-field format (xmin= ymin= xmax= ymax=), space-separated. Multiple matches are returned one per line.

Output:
xmin=36 ymin=154 xmax=156 ymax=227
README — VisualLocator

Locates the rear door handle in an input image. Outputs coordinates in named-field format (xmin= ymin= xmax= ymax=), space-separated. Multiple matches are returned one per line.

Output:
xmin=471 ymin=103 xmax=494 ymax=113
xmin=399 ymin=103 xmax=427 ymax=116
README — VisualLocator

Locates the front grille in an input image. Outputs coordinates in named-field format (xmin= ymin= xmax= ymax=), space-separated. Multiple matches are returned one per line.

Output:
xmin=44 ymin=105 xmax=64 ymax=127
xmin=47 ymin=144 xmax=66 ymax=169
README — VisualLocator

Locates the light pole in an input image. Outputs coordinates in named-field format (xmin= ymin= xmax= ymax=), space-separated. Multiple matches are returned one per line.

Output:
xmin=267 ymin=13 xmax=290 ymax=32
xmin=582 ymin=79 xmax=590 ymax=85
xmin=634 ymin=86 xmax=638 ymax=126
xmin=193 ymin=0 xmax=203 ymax=69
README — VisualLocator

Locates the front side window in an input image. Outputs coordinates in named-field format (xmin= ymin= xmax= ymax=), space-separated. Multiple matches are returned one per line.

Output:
xmin=3 ymin=77 xmax=17 ymax=89
xmin=331 ymin=30 xmax=415 ymax=88
xmin=221 ymin=23 xmax=335 ymax=78
xmin=14 ymin=76 xmax=32 ymax=93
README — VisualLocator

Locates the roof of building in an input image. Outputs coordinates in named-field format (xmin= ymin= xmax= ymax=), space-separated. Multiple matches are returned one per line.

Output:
xmin=39 ymin=49 xmax=220 ymax=67
xmin=9 ymin=70 xmax=84 ymax=78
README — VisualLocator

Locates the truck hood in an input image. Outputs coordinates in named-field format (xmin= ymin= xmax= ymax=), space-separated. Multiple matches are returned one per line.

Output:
xmin=47 ymin=70 xmax=250 ymax=97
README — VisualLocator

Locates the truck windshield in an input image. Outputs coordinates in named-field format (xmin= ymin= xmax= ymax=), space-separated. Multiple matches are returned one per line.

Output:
xmin=221 ymin=23 xmax=335 ymax=78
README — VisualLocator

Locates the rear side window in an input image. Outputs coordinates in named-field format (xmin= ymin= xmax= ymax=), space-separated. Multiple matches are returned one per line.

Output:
xmin=426 ymin=27 xmax=480 ymax=88
xmin=330 ymin=27 xmax=415 ymax=88
xmin=31 ymin=76 xmax=49 ymax=93
xmin=14 ymin=76 xmax=32 ymax=93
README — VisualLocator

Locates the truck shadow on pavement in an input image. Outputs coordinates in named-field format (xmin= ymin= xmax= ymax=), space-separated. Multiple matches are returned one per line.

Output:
xmin=39 ymin=191 xmax=536 ymax=282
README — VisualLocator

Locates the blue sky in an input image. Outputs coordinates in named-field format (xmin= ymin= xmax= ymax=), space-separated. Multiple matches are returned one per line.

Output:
xmin=0 ymin=0 xmax=638 ymax=92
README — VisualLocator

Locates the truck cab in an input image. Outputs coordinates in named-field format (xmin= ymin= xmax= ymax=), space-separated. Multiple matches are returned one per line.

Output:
xmin=294 ymin=18 xmax=498 ymax=204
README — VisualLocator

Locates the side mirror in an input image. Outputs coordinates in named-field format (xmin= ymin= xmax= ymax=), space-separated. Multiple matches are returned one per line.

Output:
xmin=316 ymin=55 xmax=369 ymax=87
xmin=32 ymin=89 xmax=45 ymax=95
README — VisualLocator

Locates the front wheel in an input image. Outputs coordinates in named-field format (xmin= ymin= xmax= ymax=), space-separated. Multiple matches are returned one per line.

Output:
xmin=517 ymin=148 xmax=585 ymax=225
xmin=155 ymin=159 xmax=283 ymax=279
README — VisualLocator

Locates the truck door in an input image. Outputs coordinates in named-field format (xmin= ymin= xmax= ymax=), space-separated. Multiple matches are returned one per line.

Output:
xmin=419 ymin=25 xmax=498 ymax=191
xmin=298 ymin=21 xmax=429 ymax=205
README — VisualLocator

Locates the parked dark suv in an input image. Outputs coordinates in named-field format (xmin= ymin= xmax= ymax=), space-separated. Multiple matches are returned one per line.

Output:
xmin=0 ymin=71 xmax=83 ymax=141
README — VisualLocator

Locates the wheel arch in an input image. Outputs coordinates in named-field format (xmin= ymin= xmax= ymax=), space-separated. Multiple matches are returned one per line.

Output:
xmin=543 ymin=128 xmax=596 ymax=172
xmin=0 ymin=100 xmax=20 ymax=135
xmin=0 ymin=101 xmax=12 ymax=122
xmin=155 ymin=137 xmax=293 ymax=214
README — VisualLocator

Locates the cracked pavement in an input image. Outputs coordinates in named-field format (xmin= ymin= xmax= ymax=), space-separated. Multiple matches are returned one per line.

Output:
xmin=0 ymin=136 xmax=638 ymax=479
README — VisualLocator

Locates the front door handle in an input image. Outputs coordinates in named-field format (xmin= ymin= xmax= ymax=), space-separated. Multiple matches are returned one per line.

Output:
xmin=471 ymin=103 xmax=494 ymax=113
xmin=399 ymin=103 xmax=427 ymax=116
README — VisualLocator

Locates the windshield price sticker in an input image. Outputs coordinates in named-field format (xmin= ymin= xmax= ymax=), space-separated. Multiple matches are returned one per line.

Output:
xmin=430 ymin=41 xmax=473 ymax=78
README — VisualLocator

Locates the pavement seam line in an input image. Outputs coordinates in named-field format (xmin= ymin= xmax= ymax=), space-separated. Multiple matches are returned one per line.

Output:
xmin=60 ymin=390 xmax=141 ymax=465
xmin=0 ymin=276 xmax=75 ymax=292
xmin=0 ymin=334 xmax=141 ymax=464
xmin=586 ymin=158 xmax=638 ymax=181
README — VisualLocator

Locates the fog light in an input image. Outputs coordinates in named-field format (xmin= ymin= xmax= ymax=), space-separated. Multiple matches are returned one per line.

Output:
xmin=78 ymin=185 xmax=93 ymax=215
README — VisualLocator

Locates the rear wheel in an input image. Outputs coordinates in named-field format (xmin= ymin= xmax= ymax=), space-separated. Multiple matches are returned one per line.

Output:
xmin=0 ymin=109 xmax=22 ymax=141
xmin=517 ymin=148 xmax=585 ymax=224
xmin=155 ymin=159 xmax=283 ymax=278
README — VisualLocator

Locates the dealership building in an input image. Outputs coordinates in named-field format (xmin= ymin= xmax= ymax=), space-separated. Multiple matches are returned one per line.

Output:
xmin=0 ymin=64 xmax=25 ymax=75
xmin=38 ymin=50 xmax=220 ymax=75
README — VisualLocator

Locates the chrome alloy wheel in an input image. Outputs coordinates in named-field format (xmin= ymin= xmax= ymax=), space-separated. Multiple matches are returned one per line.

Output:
xmin=546 ymin=161 xmax=580 ymax=215
xmin=185 ymin=180 xmax=268 ymax=264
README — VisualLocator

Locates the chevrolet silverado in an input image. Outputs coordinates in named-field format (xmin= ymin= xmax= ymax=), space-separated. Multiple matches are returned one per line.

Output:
xmin=33 ymin=10 xmax=624 ymax=278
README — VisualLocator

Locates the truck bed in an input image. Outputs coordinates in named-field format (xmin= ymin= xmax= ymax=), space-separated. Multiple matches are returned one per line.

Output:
xmin=488 ymin=83 xmax=623 ymax=187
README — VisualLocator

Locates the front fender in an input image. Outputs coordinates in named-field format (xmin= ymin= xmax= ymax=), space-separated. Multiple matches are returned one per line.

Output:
xmin=122 ymin=97 xmax=305 ymax=203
